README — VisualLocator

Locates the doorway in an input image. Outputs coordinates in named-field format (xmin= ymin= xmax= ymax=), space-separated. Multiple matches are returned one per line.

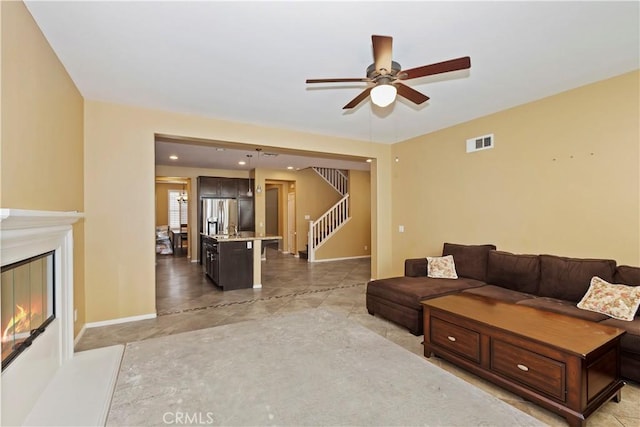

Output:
xmin=264 ymin=180 xmax=296 ymax=254
xmin=154 ymin=177 xmax=191 ymax=258
xmin=265 ymin=187 xmax=278 ymax=236
xmin=287 ymin=191 xmax=296 ymax=255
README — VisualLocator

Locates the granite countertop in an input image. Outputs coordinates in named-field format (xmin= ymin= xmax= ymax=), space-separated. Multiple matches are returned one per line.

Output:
xmin=201 ymin=232 xmax=282 ymax=242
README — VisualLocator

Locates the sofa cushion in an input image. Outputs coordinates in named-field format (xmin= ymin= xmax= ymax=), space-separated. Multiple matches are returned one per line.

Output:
xmin=405 ymin=258 xmax=428 ymax=277
xmin=538 ymin=255 xmax=616 ymax=303
xmin=600 ymin=317 xmax=640 ymax=354
xmin=486 ymin=251 xmax=540 ymax=294
xmin=517 ymin=297 xmax=610 ymax=322
xmin=577 ymin=276 xmax=640 ymax=321
xmin=366 ymin=276 xmax=485 ymax=310
xmin=462 ymin=285 xmax=536 ymax=304
xmin=442 ymin=243 xmax=497 ymax=282
xmin=427 ymin=255 xmax=458 ymax=279
xmin=613 ymin=265 xmax=640 ymax=317
xmin=614 ymin=265 xmax=640 ymax=287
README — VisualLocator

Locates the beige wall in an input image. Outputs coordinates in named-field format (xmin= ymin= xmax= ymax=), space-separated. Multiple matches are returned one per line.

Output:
xmin=1 ymin=2 xmax=85 ymax=335
xmin=11 ymin=0 xmax=636 ymax=330
xmin=85 ymin=100 xmax=391 ymax=323
xmin=7 ymin=0 xmax=636 ymax=329
xmin=157 ymin=164 xmax=371 ymax=262
xmin=155 ymin=182 xmax=185 ymax=226
xmin=316 ymin=170 xmax=371 ymax=260
xmin=294 ymin=168 xmax=341 ymax=251
xmin=390 ymin=71 xmax=640 ymax=276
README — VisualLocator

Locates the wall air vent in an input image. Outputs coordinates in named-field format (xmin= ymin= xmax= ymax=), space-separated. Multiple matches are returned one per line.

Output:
xmin=466 ymin=134 xmax=494 ymax=153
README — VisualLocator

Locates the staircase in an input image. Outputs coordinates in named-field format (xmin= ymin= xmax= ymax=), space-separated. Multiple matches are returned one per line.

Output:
xmin=304 ymin=168 xmax=350 ymax=262
xmin=312 ymin=167 xmax=348 ymax=196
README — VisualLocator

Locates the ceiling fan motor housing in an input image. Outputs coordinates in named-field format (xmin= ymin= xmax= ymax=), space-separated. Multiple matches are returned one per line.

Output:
xmin=367 ymin=61 xmax=402 ymax=79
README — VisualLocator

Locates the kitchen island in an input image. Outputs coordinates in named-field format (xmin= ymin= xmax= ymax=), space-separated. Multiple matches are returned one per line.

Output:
xmin=201 ymin=232 xmax=282 ymax=290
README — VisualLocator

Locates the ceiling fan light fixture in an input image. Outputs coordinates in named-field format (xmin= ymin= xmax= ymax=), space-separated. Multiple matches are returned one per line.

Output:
xmin=370 ymin=83 xmax=397 ymax=107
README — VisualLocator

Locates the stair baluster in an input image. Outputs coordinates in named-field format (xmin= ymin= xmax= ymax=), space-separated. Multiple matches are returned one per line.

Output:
xmin=307 ymin=194 xmax=350 ymax=262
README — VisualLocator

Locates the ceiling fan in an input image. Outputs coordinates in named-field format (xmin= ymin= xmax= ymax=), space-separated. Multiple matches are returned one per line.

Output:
xmin=306 ymin=35 xmax=471 ymax=109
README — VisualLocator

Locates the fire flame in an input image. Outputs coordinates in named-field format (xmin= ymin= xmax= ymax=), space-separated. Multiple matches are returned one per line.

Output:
xmin=2 ymin=305 xmax=31 ymax=343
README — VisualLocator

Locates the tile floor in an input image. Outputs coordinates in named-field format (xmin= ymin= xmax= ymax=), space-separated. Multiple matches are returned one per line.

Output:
xmin=76 ymin=250 xmax=640 ymax=427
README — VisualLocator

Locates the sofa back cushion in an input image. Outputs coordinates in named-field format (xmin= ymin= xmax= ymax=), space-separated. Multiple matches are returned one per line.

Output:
xmin=539 ymin=255 xmax=616 ymax=302
xmin=405 ymin=258 xmax=428 ymax=277
xmin=486 ymin=251 xmax=540 ymax=294
xmin=442 ymin=243 xmax=496 ymax=282
xmin=613 ymin=265 xmax=640 ymax=317
xmin=614 ymin=265 xmax=640 ymax=287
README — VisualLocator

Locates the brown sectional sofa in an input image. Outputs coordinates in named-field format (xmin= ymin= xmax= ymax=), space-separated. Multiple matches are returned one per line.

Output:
xmin=366 ymin=243 xmax=640 ymax=383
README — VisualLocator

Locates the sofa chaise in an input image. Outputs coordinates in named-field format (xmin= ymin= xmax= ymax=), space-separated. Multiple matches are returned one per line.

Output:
xmin=366 ymin=243 xmax=640 ymax=383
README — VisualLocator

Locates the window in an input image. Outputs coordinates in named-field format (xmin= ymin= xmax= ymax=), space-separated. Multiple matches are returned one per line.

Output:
xmin=168 ymin=190 xmax=188 ymax=228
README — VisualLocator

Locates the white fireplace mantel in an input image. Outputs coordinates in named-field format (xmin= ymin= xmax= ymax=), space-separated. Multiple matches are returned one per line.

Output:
xmin=0 ymin=209 xmax=84 ymax=268
xmin=0 ymin=208 xmax=84 ymax=230
xmin=1 ymin=208 xmax=123 ymax=426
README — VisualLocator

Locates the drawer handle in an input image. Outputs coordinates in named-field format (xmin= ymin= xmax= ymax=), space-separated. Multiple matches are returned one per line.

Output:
xmin=517 ymin=364 xmax=529 ymax=372
xmin=447 ymin=336 xmax=456 ymax=342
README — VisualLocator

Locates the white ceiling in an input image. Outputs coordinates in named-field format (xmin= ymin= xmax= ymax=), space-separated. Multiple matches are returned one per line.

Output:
xmin=25 ymin=1 xmax=639 ymax=170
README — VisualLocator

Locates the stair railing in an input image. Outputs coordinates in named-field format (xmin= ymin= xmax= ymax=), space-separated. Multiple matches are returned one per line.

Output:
xmin=312 ymin=167 xmax=348 ymax=196
xmin=307 ymin=194 xmax=350 ymax=262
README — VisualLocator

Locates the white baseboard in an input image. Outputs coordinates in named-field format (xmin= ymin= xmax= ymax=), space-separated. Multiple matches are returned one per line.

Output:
xmin=311 ymin=255 xmax=371 ymax=263
xmin=85 ymin=312 xmax=157 ymax=329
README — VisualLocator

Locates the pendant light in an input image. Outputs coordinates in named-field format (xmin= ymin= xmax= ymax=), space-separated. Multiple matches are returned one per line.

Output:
xmin=255 ymin=148 xmax=263 ymax=193
xmin=246 ymin=154 xmax=253 ymax=197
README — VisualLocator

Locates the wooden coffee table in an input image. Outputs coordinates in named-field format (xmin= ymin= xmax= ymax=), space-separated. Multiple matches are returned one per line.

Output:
xmin=421 ymin=293 xmax=626 ymax=427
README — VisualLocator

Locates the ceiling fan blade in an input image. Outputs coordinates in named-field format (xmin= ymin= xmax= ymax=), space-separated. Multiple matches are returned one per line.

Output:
xmin=400 ymin=56 xmax=471 ymax=80
xmin=395 ymin=83 xmax=430 ymax=105
xmin=372 ymin=35 xmax=393 ymax=75
xmin=306 ymin=78 xmax=371 ymax=83
xmin=343 ymin=87 xmax=372 ymax=109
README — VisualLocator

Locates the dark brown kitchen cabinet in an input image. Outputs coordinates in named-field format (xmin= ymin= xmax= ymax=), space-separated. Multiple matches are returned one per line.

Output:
xmin=197 ymin=176 xmax=219 ymax=197
xmin=238 ymin=197 xmax=255 ymax=232
xmin=203 ymin=236 xmax=253 ymax=291
xmin=218 ymin=178 xmax=238 ymax=197
xmin=197 ymin=176 xmax=239 ymax=198
xmin=202 ymin=237 xmax=218 ymax=283
xmin=237 ymin=179 xmax=251 ymax=197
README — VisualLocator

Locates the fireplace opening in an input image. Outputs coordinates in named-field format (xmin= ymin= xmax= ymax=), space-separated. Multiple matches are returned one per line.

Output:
xmin=1 ymin=251 xmax=55 ymax=371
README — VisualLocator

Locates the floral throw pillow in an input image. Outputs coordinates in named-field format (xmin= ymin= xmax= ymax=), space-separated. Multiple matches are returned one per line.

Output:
xmin=577 ymin=276 xmax=640 ymax=321
xmin=427 ymin=255 xmax=458 ymax=279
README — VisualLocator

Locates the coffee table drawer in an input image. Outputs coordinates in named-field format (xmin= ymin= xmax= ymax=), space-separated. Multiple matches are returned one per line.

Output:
xmin=431 ymin=317 xmax=480 ymax=363
xmin=491 ymin=339 xmax=566 ymax=401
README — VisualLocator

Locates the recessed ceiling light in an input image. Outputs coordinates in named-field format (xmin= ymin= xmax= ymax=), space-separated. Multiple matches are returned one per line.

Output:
xmin=287 ymin=166 xmax=294 ymax=170
xmin=169 ymin=155 xmax=178 ymax=160
xmin=366 ymin=158 xmax=373 ymax=163
xmin=238 ymin=160 xmax=246 ymax=165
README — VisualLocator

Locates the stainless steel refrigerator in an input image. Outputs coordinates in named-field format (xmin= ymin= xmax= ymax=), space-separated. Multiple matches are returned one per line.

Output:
xmin=202 ymin=198 xmax=238 ymax=235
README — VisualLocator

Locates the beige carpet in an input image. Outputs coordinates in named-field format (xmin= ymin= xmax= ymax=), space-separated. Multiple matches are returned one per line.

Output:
xmin=107 ymin=309 xmax=544 ymax=426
